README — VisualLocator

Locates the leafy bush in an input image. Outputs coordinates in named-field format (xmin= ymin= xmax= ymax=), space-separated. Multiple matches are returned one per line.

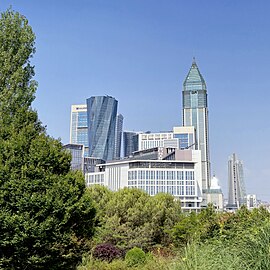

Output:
xmin=93 ymin=243 xmax=123 ymax=262
xmin=125 ymin=247 xmax=146 ymax=267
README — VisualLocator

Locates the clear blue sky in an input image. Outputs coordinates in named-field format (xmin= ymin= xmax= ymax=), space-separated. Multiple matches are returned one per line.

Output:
xmin=1 ymin=0 xmax=270 ymax=201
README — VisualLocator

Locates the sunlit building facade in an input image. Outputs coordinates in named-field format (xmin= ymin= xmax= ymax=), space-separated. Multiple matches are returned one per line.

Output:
xmin=137 ymin=127 xmax=196 ymax=152
xmin=69 ymin=105 xmax=89 ymax=156
xmin=227 ymin=153 xmax=246 ymax=209
xmin=85 ymin=147 xmax=203 ymax=211
xmin=182 ymin=59 xmax=211 ymax=195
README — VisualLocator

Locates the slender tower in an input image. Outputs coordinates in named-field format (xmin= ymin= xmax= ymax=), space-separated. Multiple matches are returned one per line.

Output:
xmin=227 ymin=153 xmax=246 ymax=209
xmin=182 ymin=58 xmax=211 ymax=194
xmin=114 ymin=114 xmax=124 ymax=159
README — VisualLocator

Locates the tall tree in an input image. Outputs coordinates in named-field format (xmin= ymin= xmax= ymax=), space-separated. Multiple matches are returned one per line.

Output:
xmin=0 ymin=9 xmax=96 ymax=269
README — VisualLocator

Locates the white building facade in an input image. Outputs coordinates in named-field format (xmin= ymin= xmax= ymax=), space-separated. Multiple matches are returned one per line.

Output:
xmin=138 ymin=126 xmax=196 ymax=152
xmin=85 ymin=148 xmax=203 ymax=211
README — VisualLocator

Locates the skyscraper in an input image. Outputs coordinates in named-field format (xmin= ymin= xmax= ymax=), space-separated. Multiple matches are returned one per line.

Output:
xmin=182 ymin=58 xmax=211 ymax=193
xmin=123 ymin=131 xmax=139 ymax=157
xmin=63 ymin=143 xmax=84 ymax=171
xmin=87 ymin=96 xmax=118 ymax=161
xmin=114 ymin=114 xmax=124 ymax=159
xmin=69 ymin=105 xmax=89 ymax=156
xmin=227 ymin=153 xmax=246 ymax=209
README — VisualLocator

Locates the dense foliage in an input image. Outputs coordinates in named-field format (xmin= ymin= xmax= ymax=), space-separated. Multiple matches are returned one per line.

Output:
xmin=0 ymin=9 xmax=96 ymax=269
xmin=93 ymin=243 xmax=123 ymax=262
xmin=79 ymin=194 xmax=270 ymax=270
xmin=87 ymin=185 xmax=182 ymax=251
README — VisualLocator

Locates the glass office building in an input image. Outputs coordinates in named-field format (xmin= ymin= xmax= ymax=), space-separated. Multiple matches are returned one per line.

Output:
xmin=87 ymin=96 xmax=118 ymax=161
xmin=63 ymin=144 xmax=84 ymax=171
xmin=123 ymin=131 xmax=139 ymax=157
xmin=114 ymin=114 xmax=124 ymax=159
xmin=182 ymin=59 xmax=211 ymax=192
xmin=70 ymin=105 xmax=89 ymax=156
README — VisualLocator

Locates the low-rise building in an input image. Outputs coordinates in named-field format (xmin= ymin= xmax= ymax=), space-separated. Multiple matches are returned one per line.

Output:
xmin=85 ymin=147 xmax=203 ymax=211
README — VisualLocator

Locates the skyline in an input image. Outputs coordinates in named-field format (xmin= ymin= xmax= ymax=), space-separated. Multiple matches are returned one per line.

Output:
xmin=1 ymin=1 xmax=270 ymax=200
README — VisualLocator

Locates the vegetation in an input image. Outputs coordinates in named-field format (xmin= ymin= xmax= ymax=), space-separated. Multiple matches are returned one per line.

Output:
xmin=0 ymin=9 xmax=96 ymax=269
xmin=93 ymin=243 xmax=123 ymax=262
xmin=1 ymin=8 xmax=270 ymax=270
xmin=80 ymin=185 xmax=270 ymax=270
xmin=87 ymin=185 xmax=182 ymax=251
xmin=78 ymin=203 xmax=270 ymax=270
xmin=125 ymin=247 xmax=146 ymax=267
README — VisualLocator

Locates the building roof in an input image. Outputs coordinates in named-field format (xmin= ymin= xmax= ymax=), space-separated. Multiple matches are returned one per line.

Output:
xmin=183 ymin=58 xmax=206 ymax=90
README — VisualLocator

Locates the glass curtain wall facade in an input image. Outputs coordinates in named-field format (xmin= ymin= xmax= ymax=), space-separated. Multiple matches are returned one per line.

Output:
xmin=123 ymin=131 xmax=139 ymax=157
xmin=87 ymin=96 xmax=118 ymax=161
xmin=63 ymin=144 xmax=84 ymax=171
xmin=70 ymin=105 xmax=89 ymax=156
xmin=182 ymin=59 xmax=211 ymax=192
xmin=114 ymin=114 xmax=124 ymax=159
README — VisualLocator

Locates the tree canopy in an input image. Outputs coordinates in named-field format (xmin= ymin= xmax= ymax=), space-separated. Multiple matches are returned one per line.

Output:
xmin=0 ymin=9 xmax=96 ymax=269
xmin=87 ymin=186 xmax=182 ymax=251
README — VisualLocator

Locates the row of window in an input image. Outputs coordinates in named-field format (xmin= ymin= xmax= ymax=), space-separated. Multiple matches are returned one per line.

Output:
xmin=128 ymin=179 xmax=195 ymax=186
xmin=128 ymin=170 xmax=195 ymax=181
xmin=86 ymin=174 xmax=104 ymax=186
xmin=141 ymin=134 xmax=173 ymax=140
xmin=130 ymin=185 xmax=195 ymax=196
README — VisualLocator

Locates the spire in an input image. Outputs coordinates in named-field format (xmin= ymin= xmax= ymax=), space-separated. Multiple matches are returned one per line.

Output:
xmin=183 ymin=58 xmax=206 ymax=90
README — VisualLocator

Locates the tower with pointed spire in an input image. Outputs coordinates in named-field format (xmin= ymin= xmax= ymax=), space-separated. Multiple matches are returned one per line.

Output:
xmin=182 ymin=58 xmax=211 ymax=200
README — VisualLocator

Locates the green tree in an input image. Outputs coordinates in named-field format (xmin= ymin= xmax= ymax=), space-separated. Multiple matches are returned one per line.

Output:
xmin=88 ymin=187 xmax=182 ymax=251
xmin=172 ymin=204 xmax=220 ymax=247
xmin=0 ymin=9 xmax=96 ymax=269
xmin=172 ymin=211 xmax=200 ymax=247
xmin=150 ymin=193 xmax=181 ymax=246
xmin=97 ymin=187 xmax=152 ymax=250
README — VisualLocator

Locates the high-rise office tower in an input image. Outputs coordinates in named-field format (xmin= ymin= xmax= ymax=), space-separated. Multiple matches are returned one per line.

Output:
xmin=114 ymin=114 xmax=124 ymax=159
xmin=63 ymin=143 xmax=84 ymax=171
xmin=227 ymin=153 xmax=246 ymax=209
xmin=87 ymin=96 xmax=118 ymax=161
xmin=70 ymin=105 xmax=89 ymax=156
xmin=182 ymin=59 xmax=211 ymax=192
xmin=123 ymin=131 xmax=139 ymax=157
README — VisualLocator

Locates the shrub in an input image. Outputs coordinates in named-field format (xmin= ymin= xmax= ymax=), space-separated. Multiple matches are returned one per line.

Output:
xmin=125 ymin=247 xmax=146 ymax=267
xmin=93 ymin=243 xmax=123 ymax=262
